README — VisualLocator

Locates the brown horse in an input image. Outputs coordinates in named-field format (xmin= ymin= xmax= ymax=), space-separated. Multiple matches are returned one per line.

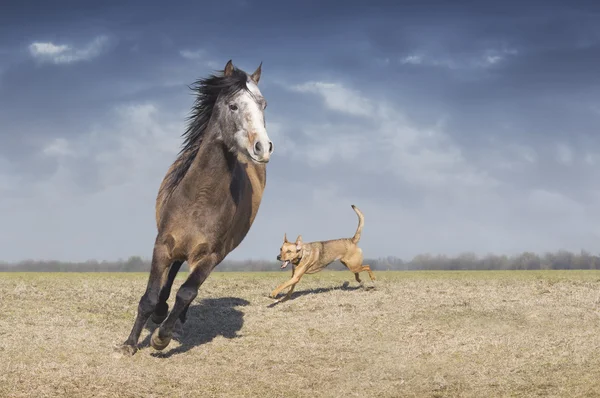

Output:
xmin=117 ymin=60 xmax=273 ymax=355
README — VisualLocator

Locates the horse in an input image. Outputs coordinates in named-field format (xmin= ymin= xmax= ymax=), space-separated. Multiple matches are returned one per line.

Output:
xmin=117 ymin=60 xmax=273 ymax=355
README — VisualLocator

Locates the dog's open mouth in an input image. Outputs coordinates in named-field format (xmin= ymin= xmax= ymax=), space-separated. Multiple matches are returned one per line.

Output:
xmin=280 ymin=260 xmax=289 ymax=269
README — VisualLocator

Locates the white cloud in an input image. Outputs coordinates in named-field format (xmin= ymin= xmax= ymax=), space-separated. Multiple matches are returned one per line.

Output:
xmin=400 ymin=47 xmax=518 ymax=70
xmin=35 ymin=103 xmax=182 ymax=197
xmin=29 ymin=42 xmax=70 ymax=57
xmin=43 ymin=138 xmax=73 ymax=157
xmin=285 ymin=80 xmax=496 ymax=190
xmin=477 ymin=47 xmax=519 ymax=67
xmin=0 ymin=102 xmax=187 ymax=261
xmin=482 ymin=142 xmax=538 ymax=171
xmin=527 ymin=189 xmax=584 ymax=217
xmin=28 ymin=36 xmax=110 ymax=65
xmin=179 ymin=48 xmax=219 ymax=69
xmin=179 ymin=49 xmax=206 ymax=60
xmin=290 ymin=82 xmax=374 ymax=117
xmin=556 ymin=143 xmax=573 ymax=165
xmin=400 ymin=55 xmax=423 ymax=65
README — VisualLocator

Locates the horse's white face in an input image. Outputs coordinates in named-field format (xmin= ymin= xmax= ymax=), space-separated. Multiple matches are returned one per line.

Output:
xmin=229 ymin=79 xmax=272 ymax=164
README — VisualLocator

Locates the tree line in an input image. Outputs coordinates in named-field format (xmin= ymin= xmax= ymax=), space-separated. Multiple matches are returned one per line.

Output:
xmin=1 ymin=250 xmax=600 ymax=272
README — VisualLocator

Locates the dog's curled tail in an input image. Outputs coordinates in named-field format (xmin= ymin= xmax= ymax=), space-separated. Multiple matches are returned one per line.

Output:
xmin=350 ymin=205 xmax=364 ymax=244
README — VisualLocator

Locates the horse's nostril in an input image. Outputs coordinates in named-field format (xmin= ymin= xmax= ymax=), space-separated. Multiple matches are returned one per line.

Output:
xmin=254 ymin=141 xmax=263 ymax=155
xmin=268 ymin=141 xmax=274 ymax=154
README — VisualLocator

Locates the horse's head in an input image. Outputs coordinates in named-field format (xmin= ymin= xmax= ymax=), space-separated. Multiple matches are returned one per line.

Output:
xmin=215 ymin=60 xmax=273 ymax=164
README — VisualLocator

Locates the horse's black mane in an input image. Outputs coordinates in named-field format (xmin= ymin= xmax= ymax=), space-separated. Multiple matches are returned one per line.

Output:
xmin=161 ymin=67 xmax=250 ymax=199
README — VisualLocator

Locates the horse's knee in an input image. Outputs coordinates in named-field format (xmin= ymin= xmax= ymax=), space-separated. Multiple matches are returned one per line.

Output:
xmin=152 ymin=302 xmax=169 ymax=324
xmin=138 ymin=293 xmax=159 ymax=316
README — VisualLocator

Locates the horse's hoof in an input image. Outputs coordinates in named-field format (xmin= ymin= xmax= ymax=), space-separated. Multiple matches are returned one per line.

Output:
xmin=151 ymin=312 xmax=167 ymax=324
xmin=151 ymin=329 xmax=172 ymax=351
xmin=115 ymin=344 xmax=137 ymax=356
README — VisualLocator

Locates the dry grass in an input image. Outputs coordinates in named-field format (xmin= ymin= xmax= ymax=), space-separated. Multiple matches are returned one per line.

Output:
xmin=1 ymin=270 xmax=600 ymax=397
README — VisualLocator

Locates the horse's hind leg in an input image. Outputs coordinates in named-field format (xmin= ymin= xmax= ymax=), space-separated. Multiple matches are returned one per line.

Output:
xmin=152 ymin=260 xmax=184 ymax=324
xmin=151 ymin=254 xmax=217 ymax=351
xmin=118 ymin=240 xmax=171 ymax=355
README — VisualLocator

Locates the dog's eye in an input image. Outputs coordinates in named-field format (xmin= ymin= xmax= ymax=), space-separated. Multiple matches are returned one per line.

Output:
xmin=286 ymin=250 xmax=291 ymax=254
xmin=229 ymin=104 xmax=238 ymax=111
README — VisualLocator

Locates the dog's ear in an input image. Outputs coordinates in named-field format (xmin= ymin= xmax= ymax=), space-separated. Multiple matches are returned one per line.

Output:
xmin=283 ymin=233 xmax=288 ymax=242
xmin=295 ymin=235 xmax=303 ymax=251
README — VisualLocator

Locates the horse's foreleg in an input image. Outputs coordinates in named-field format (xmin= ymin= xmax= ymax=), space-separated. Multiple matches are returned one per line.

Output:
xmin=150 ymin=253 xmax=218 ymax=351
xmin=118 ymin=239 xmax=171 ymax=355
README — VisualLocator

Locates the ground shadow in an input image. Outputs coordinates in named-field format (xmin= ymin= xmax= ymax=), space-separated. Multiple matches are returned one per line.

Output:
xmin=139 ymin=297 xmax=249 ymax=358
xmin=267 ymin=281 xmax=369 ymax=308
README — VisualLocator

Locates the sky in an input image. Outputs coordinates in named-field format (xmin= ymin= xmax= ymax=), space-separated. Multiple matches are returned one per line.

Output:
xmin=1 ymin=0 xmax=600 ymax=263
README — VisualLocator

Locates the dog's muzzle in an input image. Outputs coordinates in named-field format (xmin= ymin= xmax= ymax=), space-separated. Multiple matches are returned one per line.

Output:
xmin=277 ymin=255 xmax=289 ymax=269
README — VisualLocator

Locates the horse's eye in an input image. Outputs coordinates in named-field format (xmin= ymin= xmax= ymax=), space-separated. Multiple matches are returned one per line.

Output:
xmin=229 ymin=104 xmax=238 ymax=111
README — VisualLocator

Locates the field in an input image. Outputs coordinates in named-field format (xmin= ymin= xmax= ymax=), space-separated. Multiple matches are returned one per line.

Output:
xmin=1 ymin=270 xmax=600 ymax=397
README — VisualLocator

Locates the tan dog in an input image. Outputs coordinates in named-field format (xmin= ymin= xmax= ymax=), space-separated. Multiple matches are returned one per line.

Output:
xmin=270 ymin=205 xmax=375 ymax=302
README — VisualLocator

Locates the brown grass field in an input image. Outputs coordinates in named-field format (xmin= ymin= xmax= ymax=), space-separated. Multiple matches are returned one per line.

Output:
xmin=1 ymin=270 xmax=600 ymax=397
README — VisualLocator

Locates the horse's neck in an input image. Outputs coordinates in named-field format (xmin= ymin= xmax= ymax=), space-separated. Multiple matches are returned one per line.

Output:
xmin=185 ymin=139 xmax=233 ymax=184
xmin=188 ymin=138 xmax=266 ymax=195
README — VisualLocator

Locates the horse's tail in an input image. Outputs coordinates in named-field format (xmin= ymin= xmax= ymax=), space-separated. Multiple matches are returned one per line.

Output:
xmin=350 ymin=205 xmax=364 ymax=244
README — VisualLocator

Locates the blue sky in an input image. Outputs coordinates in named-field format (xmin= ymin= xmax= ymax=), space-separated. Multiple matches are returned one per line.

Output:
xmin=1 ymin=0 xmax=600 ymax=262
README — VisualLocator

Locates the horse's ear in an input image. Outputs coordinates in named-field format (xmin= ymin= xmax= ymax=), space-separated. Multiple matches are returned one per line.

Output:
xmin=224 ymin=60 xmax=234 ymax=77
xmin=250 ymin=62 xmax=262 ymax=84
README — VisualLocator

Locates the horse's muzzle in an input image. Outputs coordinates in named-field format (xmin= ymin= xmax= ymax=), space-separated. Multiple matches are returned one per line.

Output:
xmin=252 ymin=139 xmax=273 ymax=163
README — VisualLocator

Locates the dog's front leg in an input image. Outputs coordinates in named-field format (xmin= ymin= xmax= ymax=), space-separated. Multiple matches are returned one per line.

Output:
xmin=270 ymin=268 xmax=304 ymax=300
xmin=279 ymin=283 xmax=296 ymax=302
xmin=269 ymin=278 xmax=297 ymax=299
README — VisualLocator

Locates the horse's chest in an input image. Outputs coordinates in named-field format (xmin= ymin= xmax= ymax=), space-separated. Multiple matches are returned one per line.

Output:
xmin=225 ymin=166 xmax=265 ymax=249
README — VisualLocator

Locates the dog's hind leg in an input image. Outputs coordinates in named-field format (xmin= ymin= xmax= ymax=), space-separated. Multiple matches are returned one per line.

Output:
xmin=341 ymin=258 xmax=363 ymax=286
xmin=354 ymin=272 xmax=362 ymax=284
xmin=361 ymin=265 xmax=376 ymax=281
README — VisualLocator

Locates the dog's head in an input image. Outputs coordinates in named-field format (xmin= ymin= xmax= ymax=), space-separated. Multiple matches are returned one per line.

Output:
xmin=276 ymin=233 xmax=303 ymax=269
